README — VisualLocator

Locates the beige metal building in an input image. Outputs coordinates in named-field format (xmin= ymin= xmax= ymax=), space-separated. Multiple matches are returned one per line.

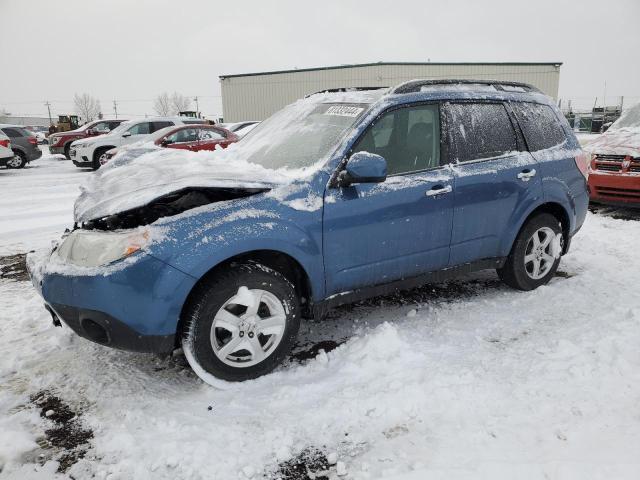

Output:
xmin=219 ymin=62 xmax=562 ymax=121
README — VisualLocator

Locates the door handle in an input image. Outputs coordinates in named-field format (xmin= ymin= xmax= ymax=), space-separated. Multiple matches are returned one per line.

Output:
xmin=426 ymin=185 xmax=452 ymax=197
xmin=517 ymin=168 xmax=537 ymax=182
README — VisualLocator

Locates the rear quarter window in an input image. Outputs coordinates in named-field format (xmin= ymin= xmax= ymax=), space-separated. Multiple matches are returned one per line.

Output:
xmin=511 ymin=102 xmax=567 ymax=151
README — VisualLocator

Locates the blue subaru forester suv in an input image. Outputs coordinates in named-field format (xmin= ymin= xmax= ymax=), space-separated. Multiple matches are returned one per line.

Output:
xmin=29 ymin=80 xmax=589 ymax=384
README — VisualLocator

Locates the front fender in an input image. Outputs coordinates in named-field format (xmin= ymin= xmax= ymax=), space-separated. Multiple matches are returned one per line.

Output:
xmin=149 ymin=185 xmax=326 ymax=301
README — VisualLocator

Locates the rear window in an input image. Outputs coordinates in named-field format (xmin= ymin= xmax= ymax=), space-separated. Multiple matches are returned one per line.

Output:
xmin=447 ymin=103 xmax=518 ymax=162
xmin=511 ymin=102 xmax=566 ymax=151
xmin=2 ymin=127 xmax=28 ymax=138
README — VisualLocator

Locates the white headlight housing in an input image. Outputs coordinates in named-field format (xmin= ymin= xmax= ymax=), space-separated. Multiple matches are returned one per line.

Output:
xmin=56 ymin=229 xmax=150 ymax=267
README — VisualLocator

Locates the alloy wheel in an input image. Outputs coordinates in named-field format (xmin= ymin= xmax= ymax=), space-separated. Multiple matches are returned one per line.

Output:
xmin=209 ymin=287 xmax=286 ymax=368
xmin=7 ymin=155 xmax=23 ymax=168
xmin=524 ymin=226 xmax=558 ymax=280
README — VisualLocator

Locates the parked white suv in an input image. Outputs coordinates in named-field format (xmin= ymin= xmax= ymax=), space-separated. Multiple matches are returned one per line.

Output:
xmin=70 ymin=117 xmax=205 ymax=169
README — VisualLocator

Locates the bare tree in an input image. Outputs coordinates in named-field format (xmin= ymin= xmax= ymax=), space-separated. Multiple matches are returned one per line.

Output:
xmin=73 ymin=93 xmax=101 ymax=122
xmin=153 ymin=92 xmax=172 ymax=116
xmin=170 ymin=92 xmax=191 ymax=114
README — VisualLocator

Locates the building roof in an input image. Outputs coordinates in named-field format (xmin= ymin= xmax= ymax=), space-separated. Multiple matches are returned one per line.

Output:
xmin=220 ymin=61 xmax=563 ymax=79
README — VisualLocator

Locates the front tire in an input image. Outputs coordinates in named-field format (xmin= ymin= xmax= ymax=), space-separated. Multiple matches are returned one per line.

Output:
xmin=498 ymin=213 xmax=563 ymax=291
xmin=182 ymin=262 xmax=300 ymax=384
xmin=92 ymin=148 xmax=109 ymax=170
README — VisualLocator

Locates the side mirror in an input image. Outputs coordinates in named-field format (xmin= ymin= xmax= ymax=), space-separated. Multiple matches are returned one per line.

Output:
xmin=338 ymin=152 xmax=387 ymax=187
xmin=122 ymin=132 xmax=131 ymax=138
xmin=160 ymin=138 xmax=173 ymax=146
xmin=87 ymin=128 xmax=97 ymax=136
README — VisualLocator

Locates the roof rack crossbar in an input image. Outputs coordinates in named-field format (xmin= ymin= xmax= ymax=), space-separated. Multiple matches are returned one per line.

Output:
xmin=390 ymin=79 xmax=540 ymax=94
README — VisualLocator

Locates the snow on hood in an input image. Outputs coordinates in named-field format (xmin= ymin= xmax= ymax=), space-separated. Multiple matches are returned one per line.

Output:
xmin=74 ymin=91 xmax=384 ymax=223
xmin=585 ymin=103 xmax=640 ymax=157
xmin=74 ymin=148 xmax=302 ymax=223
xmin=584 ymin=127 xmax=640 ymax=157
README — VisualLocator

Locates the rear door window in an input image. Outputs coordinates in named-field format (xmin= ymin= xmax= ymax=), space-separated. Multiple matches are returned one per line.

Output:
xmin=511 ymin=102 xmax=566 ymax=151
xmin=127 ymin=122 xmax=152 ymax=135
xmin=152 ymin=121 xmax=174 ymax=132
xmin=199 ymin=128 xmax=225 ymax=141
xmin=2 ymin=127 xmax=24 ymax=138
xmin=447 ymin=103 xmax=518 ymax=162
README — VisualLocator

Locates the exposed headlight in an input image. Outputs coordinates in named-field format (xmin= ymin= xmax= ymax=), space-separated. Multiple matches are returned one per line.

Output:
xmin=56 ymin=229 xmax=150 ymax=267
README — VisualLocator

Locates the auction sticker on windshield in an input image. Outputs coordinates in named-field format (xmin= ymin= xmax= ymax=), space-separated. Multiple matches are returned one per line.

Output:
xmin=324 ymin=105 xmax=364 ymax=117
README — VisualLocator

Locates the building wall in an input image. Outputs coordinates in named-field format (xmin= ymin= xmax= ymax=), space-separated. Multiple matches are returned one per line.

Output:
xmin=220 ymin=63 xmax=561 ymax=122
xmin=0 ymin=115 xmax=51 ymax=127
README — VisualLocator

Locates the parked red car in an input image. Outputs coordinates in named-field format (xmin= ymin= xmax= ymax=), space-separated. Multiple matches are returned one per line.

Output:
xmin=49 ymin=119 xmax=127 ymax=159
xmin=587 ymin=103 xmax=640 ymax=207
xmin=100 ymin=124 xmax=238 ymax=165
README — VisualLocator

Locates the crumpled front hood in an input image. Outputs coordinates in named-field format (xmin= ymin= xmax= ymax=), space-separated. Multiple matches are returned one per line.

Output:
xmin=585 ymin=128 xmax=640 ymax=157
xmin=74 ymin=147 xmax=294 ymax=223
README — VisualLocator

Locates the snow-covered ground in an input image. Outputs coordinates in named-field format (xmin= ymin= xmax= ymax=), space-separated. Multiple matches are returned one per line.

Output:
xmin=1 ymin=149 xmax=640 ymax=479
xmin=0 ymin=150 xmax=87 ymax=256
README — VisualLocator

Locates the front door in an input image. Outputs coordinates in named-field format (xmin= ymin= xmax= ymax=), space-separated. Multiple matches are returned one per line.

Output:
xmin=444 ymin=102 xmax=543 ymax=265
xmin=323 ymin=103 xmax=454 ymax=296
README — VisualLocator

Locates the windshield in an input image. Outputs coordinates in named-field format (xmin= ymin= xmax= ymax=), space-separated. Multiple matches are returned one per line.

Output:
xmin=229 ymin=99 xmax=373 ymax=170
xmin=610 ymin=103 xmax=640 ymax=130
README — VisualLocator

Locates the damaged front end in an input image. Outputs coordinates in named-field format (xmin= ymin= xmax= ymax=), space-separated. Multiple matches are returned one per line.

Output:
xmin=80 ymin=186 xmax=270 ymax=231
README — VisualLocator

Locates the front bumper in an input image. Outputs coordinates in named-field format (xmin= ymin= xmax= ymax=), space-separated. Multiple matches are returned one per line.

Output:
xmin=588 ymin=172 xmax=640 ymax=206
xmin=71 ymin=146 xmax=93 ymax=167
xmin=33 ymin=251 xmax=197 ymax=353
xmin=49 ymin=145 xmax=65 ymax=155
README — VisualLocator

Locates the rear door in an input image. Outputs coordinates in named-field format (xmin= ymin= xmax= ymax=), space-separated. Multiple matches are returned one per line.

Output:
xmin=445 ymin=102 xmax=543 ymax=266
xmin=323 ymin=103 xmax=454 ymax=295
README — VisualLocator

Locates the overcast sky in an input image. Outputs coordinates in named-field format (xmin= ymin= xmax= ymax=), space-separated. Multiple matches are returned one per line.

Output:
xmin=1 ymin=0 xmax=638 ymax=120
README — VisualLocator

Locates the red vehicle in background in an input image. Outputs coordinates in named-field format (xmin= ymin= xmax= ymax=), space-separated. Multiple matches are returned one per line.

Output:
xmin=100 ymin=124 xmax=238 ymax=165
xmin=48 ymin=119 xmax=127 ymax=159
xmin=587 ymin=103 xmax=640 ymax=208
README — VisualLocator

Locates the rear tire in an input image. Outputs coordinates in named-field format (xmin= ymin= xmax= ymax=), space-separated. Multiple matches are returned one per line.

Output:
xmin=497 ymin=213 xmax=563 ymax=291
xmin=7 ymin=151 xmax=26 ymax=169
xmin=182 ymin=262 xmax=300 ymax=384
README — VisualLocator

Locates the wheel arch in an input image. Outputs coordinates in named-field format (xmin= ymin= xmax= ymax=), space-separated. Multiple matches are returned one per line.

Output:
xmin=93 ymin=145 xmax=116 ymax=161
xmin=505 ymin=201 xmax=571 ymax=257
xmin=176 ymin=249 xmax=314 ymax=344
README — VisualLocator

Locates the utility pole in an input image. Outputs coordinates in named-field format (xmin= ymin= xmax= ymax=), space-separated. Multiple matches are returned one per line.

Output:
xmin=45 ymin=101 xmax=53 ymax=125
xmin=113 ymin=100 xmax=118 ymax=119
xmin=194 ymin=96 xmax=199 ymax=117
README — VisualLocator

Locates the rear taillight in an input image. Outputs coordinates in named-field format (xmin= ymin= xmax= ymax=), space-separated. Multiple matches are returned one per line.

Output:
xmin=0 ymin=139 xmax=9 ymax=148
xmin=574 ymin=151 xmax=590 ymax=180
xmin=28 ymin=136 xmax=38 ymax=145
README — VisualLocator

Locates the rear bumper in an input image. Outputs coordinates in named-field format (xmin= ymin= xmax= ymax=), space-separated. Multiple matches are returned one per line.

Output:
xmin=28 ymin=149 xmax=42 ymax=161
xmin=588 ymin=172 xmax=640 ymax=206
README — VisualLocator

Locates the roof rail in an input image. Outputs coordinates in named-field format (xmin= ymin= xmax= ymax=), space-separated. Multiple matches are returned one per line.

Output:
xmin=390 ymin=79 xmax=540 ymax=94
xmin=305 ymin=86 xmax=388 ymax=98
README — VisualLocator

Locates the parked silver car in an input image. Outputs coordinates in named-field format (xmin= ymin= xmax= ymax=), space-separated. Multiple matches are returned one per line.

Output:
xmin=0 ymin=124 xmax=42 ymax=168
